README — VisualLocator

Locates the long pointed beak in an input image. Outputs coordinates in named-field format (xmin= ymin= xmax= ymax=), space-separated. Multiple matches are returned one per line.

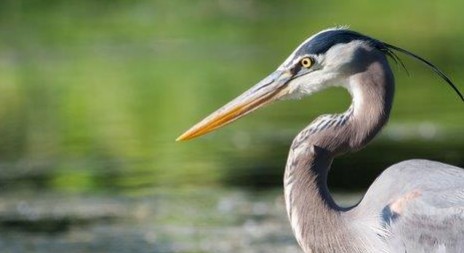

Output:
xmin=176 ymin=70 xmax=294 ymax=141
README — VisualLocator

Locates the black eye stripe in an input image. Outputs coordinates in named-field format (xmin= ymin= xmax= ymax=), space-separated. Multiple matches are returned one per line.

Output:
xmin=290 ymin=63 xmax=302 ymax=75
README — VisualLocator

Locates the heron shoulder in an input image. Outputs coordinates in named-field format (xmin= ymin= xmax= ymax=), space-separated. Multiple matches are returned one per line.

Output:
xmin=354 ymin=160 xmax=464 ymax=252
xmin=381 ymin=159 xmax=464 ymax=182
xmin=358 ymin=159 xmax=464 ymax=219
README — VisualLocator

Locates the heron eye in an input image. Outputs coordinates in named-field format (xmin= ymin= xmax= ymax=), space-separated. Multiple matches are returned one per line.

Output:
xmin=300 ymin=57 xmax=313 ymax=68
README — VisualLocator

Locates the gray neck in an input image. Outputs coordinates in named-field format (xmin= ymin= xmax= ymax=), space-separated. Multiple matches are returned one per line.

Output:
xmin=283 ymin=55 xmax=394 ymax=252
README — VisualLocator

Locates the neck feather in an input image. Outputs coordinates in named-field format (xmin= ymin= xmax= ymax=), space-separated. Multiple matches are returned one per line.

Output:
xmin=283 ymin=56 xmax=394 ymax=252
xmin=347 ymin=58 xmax=394 ymax=151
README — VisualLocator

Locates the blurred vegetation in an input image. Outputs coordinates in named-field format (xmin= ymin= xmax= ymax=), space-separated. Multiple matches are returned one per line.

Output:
xmin=0 ymin=0 xmax=463 ymax=194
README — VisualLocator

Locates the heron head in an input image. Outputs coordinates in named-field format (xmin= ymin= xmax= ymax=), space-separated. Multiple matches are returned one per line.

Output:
xmin=177 ymin=27 xmax=462 ymax=141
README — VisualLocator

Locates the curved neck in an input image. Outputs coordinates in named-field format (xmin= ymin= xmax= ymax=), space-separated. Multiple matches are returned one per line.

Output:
xmin=284 ymin=146 xmax=348 ymax=252
xmin=347 ymin=58 xmax=394 ymax=152
xmin=283 ymin=57 xmax=394 ymax=252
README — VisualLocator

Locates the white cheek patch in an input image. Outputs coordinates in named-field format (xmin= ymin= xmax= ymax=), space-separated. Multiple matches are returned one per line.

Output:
xmin=280 ymin=70 xmax=343 ymax=100
xmin=293 ymin=73 xmax=328 ymax=93
xmin=288 ymin=41 xmax=367 ymax=97
xmin=277 ymin=37 xmax=367 ymax=101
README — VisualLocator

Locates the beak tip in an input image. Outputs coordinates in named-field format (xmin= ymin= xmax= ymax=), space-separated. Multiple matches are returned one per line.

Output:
xmin=176 ymin=130 xmax=195 ymax=142
xmin=175 ymin=134 xmax=187 ymax=142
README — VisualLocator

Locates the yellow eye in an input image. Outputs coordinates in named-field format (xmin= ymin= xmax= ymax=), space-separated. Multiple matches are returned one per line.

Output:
xmin=300 ymin=57 xmax=313 ymax=68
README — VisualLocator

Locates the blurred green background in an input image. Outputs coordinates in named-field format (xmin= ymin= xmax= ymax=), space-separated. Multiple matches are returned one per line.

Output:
xmin=0 ymin=0 xmax=463 ymax=251
xmin=1 ymin=0 xmax=462 ymax=193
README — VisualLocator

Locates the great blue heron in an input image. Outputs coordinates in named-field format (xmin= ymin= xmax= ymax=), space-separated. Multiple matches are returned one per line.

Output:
xmin=177 ymin=28 xmax=464 ymax=253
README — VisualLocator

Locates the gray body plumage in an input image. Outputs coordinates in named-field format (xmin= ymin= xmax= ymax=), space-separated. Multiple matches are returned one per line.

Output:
xmin=281 ymin=28 xmax=464 ymax=253
xmin=362 ymin=160 xmax=464 ymax=252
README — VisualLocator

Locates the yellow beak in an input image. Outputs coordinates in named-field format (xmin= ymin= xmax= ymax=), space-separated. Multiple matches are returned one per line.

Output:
xmin=176 ymin=70 xmax=293 ymax=141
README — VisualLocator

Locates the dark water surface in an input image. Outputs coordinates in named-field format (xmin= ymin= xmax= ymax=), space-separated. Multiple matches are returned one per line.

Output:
xmin=0 ymin=189 xmax=361 ymax=253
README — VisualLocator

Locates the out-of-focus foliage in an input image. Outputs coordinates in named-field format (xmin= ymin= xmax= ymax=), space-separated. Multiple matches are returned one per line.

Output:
xmin=0 ymin=0 xmax=463 ymax=193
